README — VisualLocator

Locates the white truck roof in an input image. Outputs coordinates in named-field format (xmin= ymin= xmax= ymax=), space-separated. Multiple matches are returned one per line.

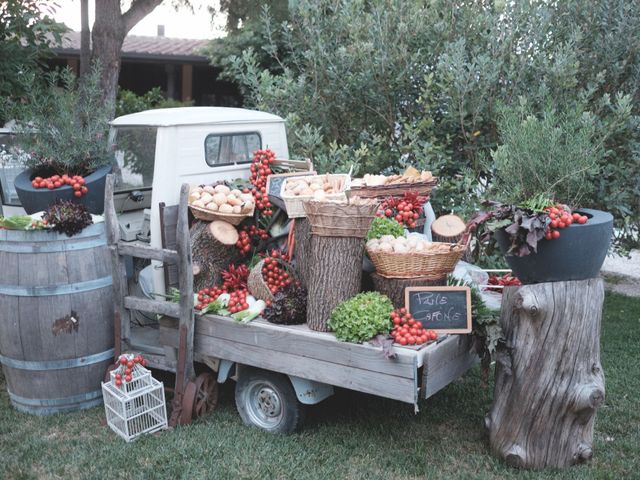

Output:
xmin=110 ymin=107 xmax=285 ymax=127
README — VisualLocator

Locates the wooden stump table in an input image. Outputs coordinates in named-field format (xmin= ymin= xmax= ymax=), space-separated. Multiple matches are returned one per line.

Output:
xmin=486 ymin=278 xmax=606 ymax=469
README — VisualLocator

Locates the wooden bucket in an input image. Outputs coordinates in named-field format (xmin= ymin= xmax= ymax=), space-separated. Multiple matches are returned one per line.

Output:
xmin=0 ymin=223 xmax=114 ymax=415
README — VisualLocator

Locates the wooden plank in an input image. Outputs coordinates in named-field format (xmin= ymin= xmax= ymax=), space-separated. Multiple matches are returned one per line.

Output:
xmin=124 ymin=296 xmax=180 ymax=317
xmin=159 ymin=203 xmax=179 ymax=288
xmin=185 ymin=334 xmax=417 ymax=404
xmin=104 ymin=175 xmax=131 ymax=343
xmin=175 ymin=184 xmax=195 ymax=382
xmin=116 ymin=242 xmax=179 ymax=263
xmin=129 ymin=325 xmax=164 ymax=355
xmin=122 ymin=350 xmax=176 ymax=373
xmin=187 ymin=315 xmax=416 ymax=378
xmin=422 ymin=335 xmax=478 ymax=399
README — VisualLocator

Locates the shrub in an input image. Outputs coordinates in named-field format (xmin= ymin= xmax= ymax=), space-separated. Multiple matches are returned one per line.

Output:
xmin=8 ymin=65 xmax=111 ymax=176
xmin=219 ymin=0 xmax=639 ymax=251
xmin=490 ymin=100 xmax=602 ymax=207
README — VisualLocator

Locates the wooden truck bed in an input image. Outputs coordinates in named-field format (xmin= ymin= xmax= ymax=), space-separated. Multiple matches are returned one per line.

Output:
xmin=153 ymin=314 xmax=478 ymax=405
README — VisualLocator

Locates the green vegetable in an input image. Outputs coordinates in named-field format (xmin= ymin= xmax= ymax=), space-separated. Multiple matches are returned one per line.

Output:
xmin=328 ymin=292 xmax=394 ymax=343
xmin=199 ymin=299 xmax=225 ymax=315
xmin=0 ymin=215 xmax=39 ymax=230
xmin=43 ymin=200 xmax=93 ymax=236
xmin=366 ymin=216 xmax=405 ymax=241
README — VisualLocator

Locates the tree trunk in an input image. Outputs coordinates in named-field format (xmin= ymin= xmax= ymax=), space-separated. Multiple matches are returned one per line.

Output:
xmin=486 ymin=278 xmax=605 ymax=470
xmin=306 ymin=236 xmax=364 ymax=332
xmin=293 ymin=218 xmax=312 ymax=288
xmin=91 ymin=0 xmax=163 ymax=117
xmin=371 ymin=273 xmax=445 ymax=309
xmin=190 ymin=220 xmax=240 ymax=292
xmin=79 ymin=0 xmax=91 ymax=78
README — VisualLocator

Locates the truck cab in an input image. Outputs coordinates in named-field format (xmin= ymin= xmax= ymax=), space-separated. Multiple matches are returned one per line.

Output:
xmin=109 ymin=107 xmax=289 ymax=251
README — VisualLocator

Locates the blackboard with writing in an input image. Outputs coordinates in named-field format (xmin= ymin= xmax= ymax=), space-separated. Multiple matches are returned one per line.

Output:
xmin=405 ymin=286 xmax=472 ymax=333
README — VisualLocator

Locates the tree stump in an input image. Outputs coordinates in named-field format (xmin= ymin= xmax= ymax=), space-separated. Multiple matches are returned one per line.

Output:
xmin=190 ymin=220 xmax=240 ymax=292
xmin=486 ymin=278 xmax=606 ymax=470
xmin=293 ymin=218 xmax=312 ymax=287
xmin=371 ymin=273 xmax=445 ymax=309
xmin=306 ymin=236 xmax=364 ymax=331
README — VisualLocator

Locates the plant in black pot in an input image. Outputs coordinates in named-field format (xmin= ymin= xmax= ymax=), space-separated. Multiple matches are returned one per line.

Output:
xmin=8 ymin=66 xmax=112 ymax=214
xmin=470 ymin=101 xmax=613 ymax=284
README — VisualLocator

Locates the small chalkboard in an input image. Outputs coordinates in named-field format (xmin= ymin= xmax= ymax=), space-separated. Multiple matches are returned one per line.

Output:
xmin=266 ymin=171 xmax=315 ymax=210
xmin=405 ymin=286 xmax=472 ymax=333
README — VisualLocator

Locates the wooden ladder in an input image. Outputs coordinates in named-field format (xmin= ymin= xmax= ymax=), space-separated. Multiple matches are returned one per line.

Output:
xmin=103 ymin=174 xmax=195 ymax=426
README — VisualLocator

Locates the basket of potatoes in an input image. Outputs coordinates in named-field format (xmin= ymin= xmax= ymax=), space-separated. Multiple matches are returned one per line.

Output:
xmin=188 ymin=184 xmax=255 ymax=225
xmin=366 ymin=234 xmax=468 ymax=279
xmin=280 ymin=174 xmax=350 ymax=218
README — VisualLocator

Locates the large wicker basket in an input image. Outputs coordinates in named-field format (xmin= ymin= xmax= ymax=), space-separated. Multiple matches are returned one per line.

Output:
xmin=303 ymin=199 xmax=378 ymax=238
xmin=280 ymin=174 xmax=350 ymax=218
xmin=349 ymin=177 xmax=438 ymax=199
xmin=367 ymin=240 xmax=467 ymax=279
xmin=189 ymin=204 xmax=254 ymax=225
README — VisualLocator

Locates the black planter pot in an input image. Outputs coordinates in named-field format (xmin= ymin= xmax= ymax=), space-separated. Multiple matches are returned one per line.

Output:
xmin=495 ymin=208 xmax=613 ymax=284
xmin=14 ymin=164 xmax=112 ymax=215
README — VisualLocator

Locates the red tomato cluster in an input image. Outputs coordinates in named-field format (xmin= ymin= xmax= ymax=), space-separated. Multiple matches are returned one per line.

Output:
xmin=250 ymin=149 xmax=275 ymax=216
xmin=236 ymin=225 xmax=269 ymax=255
xmin=114 ymin=354 xmax=146 ymax=387
xmin=390 ymin=308 xmax=438 ymax=346
xmin=262 ymin=250 xmax=292 ymax=295
xmin=31 ymin=174 xmax=88 ymax=198
xmin=378 ymin=192 xmax=425 ymax=229
xmin=227 ymin=289 xmax=249 ymax=314
xmin=195 ymin=286 xmax=226 ymax=311
xmin=486 ymin=273 xmax=521 ymax=292
xmin=543 ymin=205 xmax=588 ymax=240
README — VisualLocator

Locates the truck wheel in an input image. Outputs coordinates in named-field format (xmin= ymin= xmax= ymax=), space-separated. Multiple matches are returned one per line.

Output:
xmin=235 ymin=368 xmax=304 ymax=434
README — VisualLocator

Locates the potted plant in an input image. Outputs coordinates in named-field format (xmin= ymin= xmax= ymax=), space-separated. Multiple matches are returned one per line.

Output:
xmin=8 ymin=66 xmax=112 ymax=214
xmin=471 ymin=101 xmax=613 ymax=284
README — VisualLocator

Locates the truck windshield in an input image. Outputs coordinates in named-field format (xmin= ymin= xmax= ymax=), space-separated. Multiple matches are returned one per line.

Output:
xmin=110 ymin=126 xmax=157 ymax=192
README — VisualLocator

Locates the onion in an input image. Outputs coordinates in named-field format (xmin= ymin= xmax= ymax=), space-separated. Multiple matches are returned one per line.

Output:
xmin=212 ymin=192 xmax=227 ymax=206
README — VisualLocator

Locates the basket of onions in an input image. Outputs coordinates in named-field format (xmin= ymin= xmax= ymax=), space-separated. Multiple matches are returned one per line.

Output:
xmin=189 ymin=184 xmax=255 ymax=225
xmin=366 ymin=234 xmax=468 ymax=279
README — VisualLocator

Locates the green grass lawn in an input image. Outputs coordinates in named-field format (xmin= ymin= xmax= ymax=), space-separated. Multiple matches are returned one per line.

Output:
xmin=0 ymin=292 xmax=638 ymax=480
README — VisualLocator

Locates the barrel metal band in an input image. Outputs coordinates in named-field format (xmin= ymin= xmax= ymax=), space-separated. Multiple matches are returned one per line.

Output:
xmin=7 ymin=388 xmax=103 ymax=407
xmin=0 ymin=236 xmax=106 ymax=253
xmin=0 ymin=348 xmax=114 ymax=371
xmin=0 ymin=275 xmax=112 ymax=297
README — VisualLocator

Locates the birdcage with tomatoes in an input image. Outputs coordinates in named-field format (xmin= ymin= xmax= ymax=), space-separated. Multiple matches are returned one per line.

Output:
xmin=101 ymin=354 xmax=167 ymax=442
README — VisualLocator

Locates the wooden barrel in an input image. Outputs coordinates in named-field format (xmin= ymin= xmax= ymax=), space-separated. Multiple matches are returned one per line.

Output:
xmin=0 ymin=223 xmax=114 ymax=415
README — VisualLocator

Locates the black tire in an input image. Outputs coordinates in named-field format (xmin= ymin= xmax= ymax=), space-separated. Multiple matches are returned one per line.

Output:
xmin=235 ymin=367 xmax=304 ymax=434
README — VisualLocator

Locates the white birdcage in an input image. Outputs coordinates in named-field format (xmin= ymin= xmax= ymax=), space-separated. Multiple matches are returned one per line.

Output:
xmin=101 ymin=361 xmax=168 ymax=442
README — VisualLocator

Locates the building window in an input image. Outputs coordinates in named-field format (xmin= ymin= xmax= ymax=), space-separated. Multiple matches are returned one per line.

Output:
xmin=204 ymin=132 xmax=261 ymax=166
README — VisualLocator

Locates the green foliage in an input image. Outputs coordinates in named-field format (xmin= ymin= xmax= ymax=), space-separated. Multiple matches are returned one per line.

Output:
xmin=222 ymin=0 xmax=639 ymax=251
xmin=7 ymin=65 xmax=111 ymax=176
xmin=115 ymin=87 xmax=194 ymax=118
xmin=328 ymin=292 xmax=394 ymax=343
xmin=490 ymin=100 xmax=602 ymax=207
xmin=0 ymin=0 xmax=66 ymax=120
xmin=366 ymin=216 xmax=404 ymax=241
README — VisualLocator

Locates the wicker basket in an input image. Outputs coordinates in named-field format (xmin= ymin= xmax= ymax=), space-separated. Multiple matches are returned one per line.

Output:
xmin=349 ymin=177 xmax=438 ymax=199
xmin=303 ymin=199 xmax=378 ymax=238
xmin=189 ymin=204 xmax=254 ymax=225
xmin=367 ymin=240 xmax=467 ymax=279
xmin=247 ymin=258 xmax=297 ymax=302
xmin=280 ymin=174 xmax=350 ymax=218
xmin=248 ymin=260 xmax=272 ymax=302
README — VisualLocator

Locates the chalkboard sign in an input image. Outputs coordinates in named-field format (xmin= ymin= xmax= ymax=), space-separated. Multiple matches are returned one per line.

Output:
xmin=405 ymin=286 xmax=472 ymax=333
xmin=266 ymin=171 xmax=315 ymax=210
